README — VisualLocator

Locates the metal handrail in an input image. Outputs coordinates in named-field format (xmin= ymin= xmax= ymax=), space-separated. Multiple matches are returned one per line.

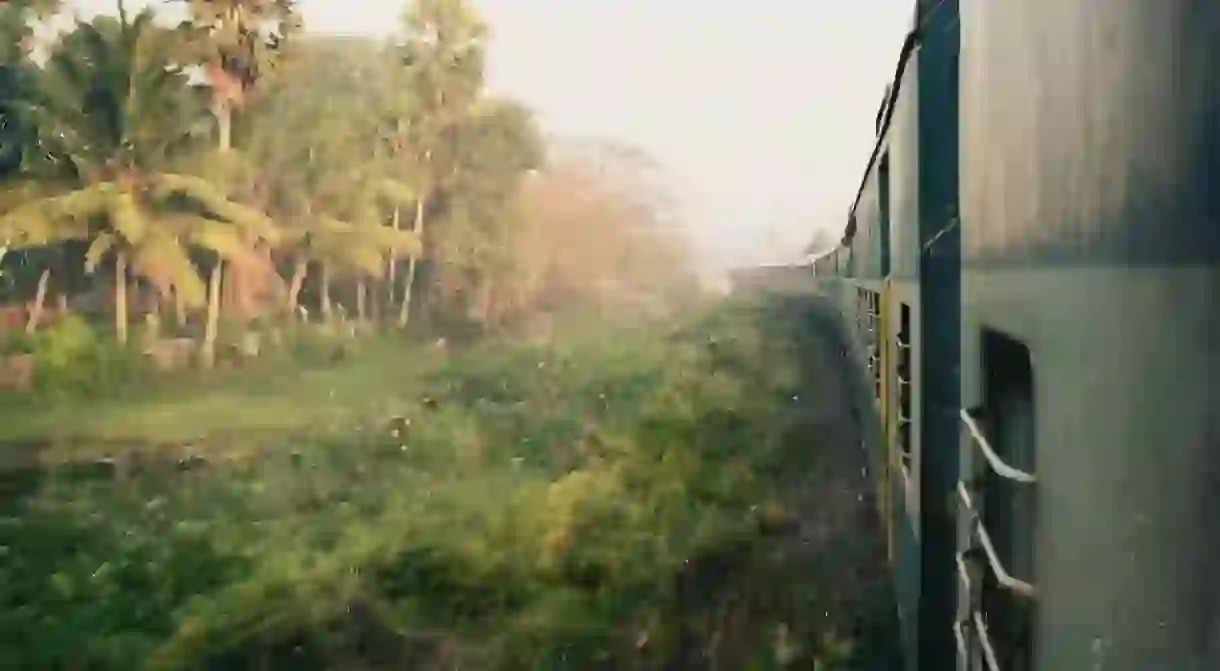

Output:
xmin=974 ymin=611 xmax=1002 ymax=671
xmin=955 ymin=409 xmax=1037 ymax=669
xmin=957 ymin=483 xmax=1036 ymax=598
xmin=954 ymin=612 xmax=1002 ymax=671
xmin=954 ymin=620 xmax=969 ymax=665
xmin=960 ymin=408 xmax=1036 ymax=483
xmin=957 ymin=553 xmax=971 ymax=592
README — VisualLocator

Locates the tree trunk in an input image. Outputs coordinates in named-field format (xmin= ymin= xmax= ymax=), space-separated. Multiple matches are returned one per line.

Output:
xmin=372 ymin=280 xmax=384 ymax=323
xmin=287 ymin=259 xmax=307 ymax=316
xmin=398 ymin=196 xmax=426 ymax=328
xmin=387 ymin=207 xmax=399 ymax=300
xmin=115 ymin=253 xmax=128 ymax=345
xmin=174 ymin=287 xmax=187 ymax=328
xmin=356 ymin=277 xmax=367 ymax=323
xmin=320 ymin=264 xmax=332 ymax=322
xmin=215 ymin=101 xmax=233 ymax=153
xmin=25 ymin=268 xmax=50 ymax=335
xmin=201 ymin=261 xmax=223 ymax=369
xmin=476 ymin=277 xmax=493 ymax=328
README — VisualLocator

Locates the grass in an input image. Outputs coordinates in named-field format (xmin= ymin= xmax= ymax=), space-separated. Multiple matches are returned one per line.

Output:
xmin=0 ymin=296 xmax=897 ymax=669
xmin=0 ymin=335 xmax=439 ymax=445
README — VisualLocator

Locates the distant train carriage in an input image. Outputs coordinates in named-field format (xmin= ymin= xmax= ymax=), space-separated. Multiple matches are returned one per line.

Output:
xmin=811 ymin=250 xmax=836 ymax=279
xmin=813 ymin=1 xmax=1220 ymax=669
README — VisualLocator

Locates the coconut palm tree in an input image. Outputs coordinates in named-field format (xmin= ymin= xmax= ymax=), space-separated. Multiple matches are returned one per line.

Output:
xmin=172 ymin=1 xmax=301 ymax=329
xmin=0 ymin=4 xmax=277 ymax=357
xmin=175 ymin=0 xmax=299 ymax=153
xmin=264 ymin=148 xmax=418 ymax=321
xmin=235 ymin=37 xmax=419 ymax=321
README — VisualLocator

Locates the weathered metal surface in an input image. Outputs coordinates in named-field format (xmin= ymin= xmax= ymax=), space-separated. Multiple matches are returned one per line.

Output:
xmin=855 ymin=173 xmax=884 ymax=279
xmin=815 ymin=2 xmax=1220 ymax=670
xmin=888 ymin=61 xmax=920 ymax=280
xmin=957 ymin=1 xmax=1220 ymax=669
xmin=961 ymin=267 xmax=1220 ymax=670
xmin=961 ymin=0 xmax=1220 ymax=266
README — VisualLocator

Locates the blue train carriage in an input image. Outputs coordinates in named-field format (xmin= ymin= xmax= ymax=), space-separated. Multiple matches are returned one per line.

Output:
xmin=817 ymin=2 xmax=927 ymax=664
xmin=819 ymin=1 xmax=1220 ymax=671
xmin=819 ymin=0 xmax=1220 ymax=669
xmin=955 ymin=0 xmax=1220 ymax=669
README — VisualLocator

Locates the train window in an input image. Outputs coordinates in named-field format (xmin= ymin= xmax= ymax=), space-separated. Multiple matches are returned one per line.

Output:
xmin=856 ymin=289 xmax=867 ymax=337
xmin=979 ymin=329 xmax=1037 ymax=671
xmin=863 ymin=290 xmax=881 ymax=401
xmin=896 ymin=302 xmax=913 ymax=476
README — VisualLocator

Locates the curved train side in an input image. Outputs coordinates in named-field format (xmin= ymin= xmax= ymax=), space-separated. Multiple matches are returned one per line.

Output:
xmin=810 ymin=1 xmax=1220 ymax=669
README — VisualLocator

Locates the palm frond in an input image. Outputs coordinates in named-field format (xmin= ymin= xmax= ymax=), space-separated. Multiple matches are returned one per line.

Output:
xmin=84 ymin=231 xmax=116 ymax=273
xmin=366 ymin=225 xmax=422 ymax=257
xmin=32 ymin=10 xmax=209 ymax=178
xmin=333 ymin=244 xmax=386 ymax=277
xmin=374 ymin=178 xmax=418 ymax=206
xmin=185 ymin=218 xmax=263 ymax=269
xmin=153 ymin=172 xmax=279 ymax=243
xmin=170 ymin=149 xmax=259 ymax=195
xmin=295 ymin=213 xmax=422 ymax=277
xmin=131 ymin=227 xmax=207 ymax=307
xmin=0 ymin=182 xmax=110 ymax=246
xmin=109 ymin=190 xmax=150 ymax=245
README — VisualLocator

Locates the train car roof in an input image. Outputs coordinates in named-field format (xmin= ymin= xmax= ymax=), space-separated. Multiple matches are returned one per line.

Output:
xmin=841 ymin=27 xmax=920 ymax=247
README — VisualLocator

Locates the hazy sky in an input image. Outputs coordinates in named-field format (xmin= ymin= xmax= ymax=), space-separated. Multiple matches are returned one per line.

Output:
xmin=69 ymin=0 xmax=912 ymax=270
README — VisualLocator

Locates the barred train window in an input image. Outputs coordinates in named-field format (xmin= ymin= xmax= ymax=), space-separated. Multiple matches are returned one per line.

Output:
xmin=896 ymin=303 xmax=912 ymax=474
xmin=979 ymin=330 xmax=1037 ymax=671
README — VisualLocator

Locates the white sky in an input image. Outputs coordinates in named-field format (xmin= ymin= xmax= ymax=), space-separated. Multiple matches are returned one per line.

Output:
xmin=69 ymin=0 xmax=912 ymax=270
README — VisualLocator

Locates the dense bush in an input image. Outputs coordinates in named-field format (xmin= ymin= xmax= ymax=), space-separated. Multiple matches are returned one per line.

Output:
xmin=1 ymin=299 xmax=887 ymax=669
xmin=21 ymin=315 xmax=152 ymax=398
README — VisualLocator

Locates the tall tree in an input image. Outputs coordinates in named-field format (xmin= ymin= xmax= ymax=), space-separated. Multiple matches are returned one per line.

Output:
xmin=428 ymin=98 xmax=543 ymax=326
xmin=240 ymin=36 xmax=419 ymax=319
xmin=176 ymin=0 xmax=299 ymax=153
xmin=0 ymin=6 xmax=276 ymax=349
xmin=176 ymin=0 xmax=299 ymax=333
xmin=1 ymin=0 xmax=61 ymax=178
xmin=393 ymin=0 xmax=487 ymax=327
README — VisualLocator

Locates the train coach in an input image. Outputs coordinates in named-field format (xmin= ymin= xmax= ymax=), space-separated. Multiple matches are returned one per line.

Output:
xmin=811 ymin=1 xmax=1220 ymax=669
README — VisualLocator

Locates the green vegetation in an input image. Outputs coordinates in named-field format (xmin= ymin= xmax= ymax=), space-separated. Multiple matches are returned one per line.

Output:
xmin=0 ymin=298 xmax=892 ymax=669
xmin=0 ymin=1 xmax=896 ymax=668
xmin=0 ymin=0 xmax=693 ymax=352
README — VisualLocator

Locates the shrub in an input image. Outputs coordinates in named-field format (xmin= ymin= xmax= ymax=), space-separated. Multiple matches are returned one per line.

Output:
xmin=0 ymin=330 xmax=37 ymax=356
xmin=3 ymin=297 xmax=892 ymax=669
xmin=280 ymin=324 xmax=351 ymax=365
xmin=28 ymin=315 xmax=151 ymax=397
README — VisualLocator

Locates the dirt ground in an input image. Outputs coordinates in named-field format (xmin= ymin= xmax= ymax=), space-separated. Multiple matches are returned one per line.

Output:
xmin=757 ymin=292 xmax=903 ymax=670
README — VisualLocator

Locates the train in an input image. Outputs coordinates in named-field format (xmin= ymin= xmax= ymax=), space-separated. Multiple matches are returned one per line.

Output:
xmin=810 ymin=1 xmax=1220 ymax=669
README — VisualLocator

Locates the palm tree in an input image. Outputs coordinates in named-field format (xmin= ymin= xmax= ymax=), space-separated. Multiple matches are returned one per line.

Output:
xmin=0 ymin=4 xmax=276 ymax=356
xmin=174 ymin=1 xmax=299 ymax=329
xmin=176 ymin=0 xmax=299 ymax=153
xmin=237 ymin=37 xmax=420 ymax=321
xmin=265 ymin=149 xmax=418 ymax=321
xmin=279 ymin=207 xmax=419 ymax=322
